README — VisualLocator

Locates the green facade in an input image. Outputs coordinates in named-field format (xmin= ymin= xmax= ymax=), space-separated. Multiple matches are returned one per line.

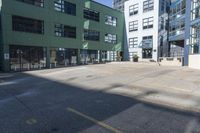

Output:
xmin=0 ymin=0 xmax=124 ymax=71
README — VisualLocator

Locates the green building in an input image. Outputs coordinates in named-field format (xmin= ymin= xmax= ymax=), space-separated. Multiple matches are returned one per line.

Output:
xmin=0 ymin=0 xmax=124 ymax=72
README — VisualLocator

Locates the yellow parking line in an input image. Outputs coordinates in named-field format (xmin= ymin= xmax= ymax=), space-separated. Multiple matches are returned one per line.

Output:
xmin=67 ymin=107 xmax=123 ymax=133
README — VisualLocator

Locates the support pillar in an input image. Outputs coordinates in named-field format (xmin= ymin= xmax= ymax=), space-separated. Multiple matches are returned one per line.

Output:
xmin=3 ymin=45 xmax=10 ymax=72
xmin=46 ymin=47 xmax=51 ymax=69
xmin=77 ymin=49 xmax=81 ymax=65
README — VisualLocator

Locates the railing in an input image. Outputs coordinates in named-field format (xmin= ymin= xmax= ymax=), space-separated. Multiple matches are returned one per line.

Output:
xmin=169 ymin=28 xmax=185 ymax=37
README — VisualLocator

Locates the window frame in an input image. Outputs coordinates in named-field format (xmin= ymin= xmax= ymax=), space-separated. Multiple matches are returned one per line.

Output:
xmin=143 ymin=17 xmax=153 ymax=29
xmin=143 ymin=0 xmax=154 ymax=12
xmin=105 ymin=15 xmax=117 ymax=27
xmin=16 ymin=0 xmax=44 ymax=7
xmin=84 ymin=29 xmax=100 ymax=41
xmin=83 ymin=8 xmax=100 ymax=22
xmin=54 ymin=0 xmax=76 ymax=16
xmin=105 ymin=33 xmax=117 ymax=44
xmin=129 ymin=20 xmax=138 ymax=32
xmin=129 ymin=4 xmax=139 ymax=16
xmin=12 ymin=15 xmax=44 ymax=34
xmin=129 ymin=37 xmax=138 ymax=48
xmin=54 ymin=23 xmax=76 ymax=38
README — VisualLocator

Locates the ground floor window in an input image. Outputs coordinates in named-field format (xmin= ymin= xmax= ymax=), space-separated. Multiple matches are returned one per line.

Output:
xmin=50 ymin=48 xmax=77 ymax=68
xmin=10 ymin=45 xmax=46 ymax=71
xmin=80 ymin=50 xmax=100 ymax=64
xmin=190 ymin=45 xmax=200 ymax=54
xmin=142 ymin=48 xmax=152 ymax=59
xmin=80 ymin=50 xmax=117 ymax=64
xmin=107 ymin=51 xmax=117 ymax=62
xmin=190 ymin=24 xmax=200 ymax=54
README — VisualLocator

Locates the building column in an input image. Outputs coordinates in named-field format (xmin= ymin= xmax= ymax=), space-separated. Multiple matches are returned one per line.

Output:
xmin=99 ymin=50 xmax=102 ymax=63
xmin=77 ymin=49 xmax=81 ymax=65
xmin=184 ymin=0 xmax=191 ymax=66
xmin=46 ymin=47 xmax=51 ymax=69
xmin=2 ymin=45 xmax=10 ymax=72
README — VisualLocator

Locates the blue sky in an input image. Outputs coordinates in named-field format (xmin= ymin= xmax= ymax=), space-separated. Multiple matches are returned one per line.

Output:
xmin=94 ymin=0 xmax=112 ymax=7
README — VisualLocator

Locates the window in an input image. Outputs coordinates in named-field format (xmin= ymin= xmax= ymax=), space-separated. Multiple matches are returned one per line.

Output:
xmin=54 ymin=0 xmax=76 ymax=16
xmin=143 ymin=17 xmax=153 ymax=29
xmin=143 ymin=0 xmax=154 ymax=12
xmin=105 ymin=34 xmax=117 ymax=44
xmin=129 ymin=4 xmax=138 ymax=16
xmin=84 ymin=29 xmax=100 ymax=41
xmin=84 ymin=8 xmax=99 ymax=22
xmin=129 ymin=37 xmax=138 ymax=48
xmin=105 ymin=15 xmax=117 ymax=27
xmin=142 ymin=36 xmax=153 ymax=48
xmin=12 ymin=15 xmax=44 ymax=34
xmin=16 ymin=0 xmax=44 ymax=7
xmin=129 ymin=21 xmax=138 ymax=32
xmin=55 ymin=24 xmax=76 ymax=38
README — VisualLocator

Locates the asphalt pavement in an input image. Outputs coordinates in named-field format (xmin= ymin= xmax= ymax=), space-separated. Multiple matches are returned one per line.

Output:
xmin=0 ymin=63 xmax=200 ymax=133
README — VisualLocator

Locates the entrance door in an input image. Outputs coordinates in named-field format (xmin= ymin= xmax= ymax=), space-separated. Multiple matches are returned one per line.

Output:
xmin=142 ymin=48 xmax=152 ymax=59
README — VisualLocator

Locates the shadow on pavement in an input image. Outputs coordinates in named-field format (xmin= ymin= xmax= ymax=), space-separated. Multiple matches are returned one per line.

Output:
xmin=0 ymin=72 xmax=200 ymax=133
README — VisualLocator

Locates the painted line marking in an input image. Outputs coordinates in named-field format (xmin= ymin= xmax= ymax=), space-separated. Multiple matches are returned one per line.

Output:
xmin=67 ymin=107 xmax=123 ymax=133
xmin=26 ymin=118 xmax=37 ymax=125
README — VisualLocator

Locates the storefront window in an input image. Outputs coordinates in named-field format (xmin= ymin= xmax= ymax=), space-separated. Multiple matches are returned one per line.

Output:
xmin=10 ymin=45 xmax=46 ymax=71
xmin=50 ymin=48 xmax=77 ymax=68
xmin=80 ymin=50 xmax=99 ymax=64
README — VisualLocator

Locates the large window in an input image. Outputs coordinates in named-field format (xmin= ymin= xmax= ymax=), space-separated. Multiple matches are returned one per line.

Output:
xmin=129 ymin=20 xmax=138 ymax=32
xmin=55 ymin=24 xmax=76 ymax=38
xmin=191 ymin=0 xmax=200 ymax=21
xmin=16 ymin=0 xmax=44 ymax=7
xmin=143 ymin=0 xmax=154 ymax=12
xmin=84 ymin=29 xmax=100 ymax=41
xmin=105 ymin=15 xmax=117 ymax=27
xmin=142 ymin=36 xmax=153 ymax=48
xmin=84 ymin=8 xmax=99 ymax=22
xmin=129 ymin=37 xmax=138 ymax=48
xmin=190 ymin=0 xmax=200 ymax=54
xmin=169 ymin=20 xmax=185 ymax=37
xmin=10 ymin=45 xmax=46 ymax=71
xmin=129 ymin=4 xmax=139 ymax=16
xmin=54 ymin=0 xmax=76 ymax=16
xmin=169 ymin=0 xmax=185 ymax=21
xmin=143 ymin=17 xmax=153 ymax=29
xmin=105 ymin=34 xmax=117 ymax=44
xmin=12 ymin=15 xmax=44 ymax=34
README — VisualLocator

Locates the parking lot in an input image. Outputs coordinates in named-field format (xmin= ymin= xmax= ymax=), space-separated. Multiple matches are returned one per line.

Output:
xmin=1 ymin=62 xmax=200 ymax=133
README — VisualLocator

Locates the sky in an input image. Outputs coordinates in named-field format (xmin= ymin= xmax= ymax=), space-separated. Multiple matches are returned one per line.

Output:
xmin=94 ymin=0 xmax=112 ymax=7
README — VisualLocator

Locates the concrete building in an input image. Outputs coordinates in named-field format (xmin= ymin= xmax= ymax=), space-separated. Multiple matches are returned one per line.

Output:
xmin=0 ymin=0 xmax=124 ymax=72
xmin=124 ymin=0 xmax=169 ymax=62
xmin=188 ymin=0 xmax=200 ymax=69
xmin=113 ymin=0 xmax=128 ymax=12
